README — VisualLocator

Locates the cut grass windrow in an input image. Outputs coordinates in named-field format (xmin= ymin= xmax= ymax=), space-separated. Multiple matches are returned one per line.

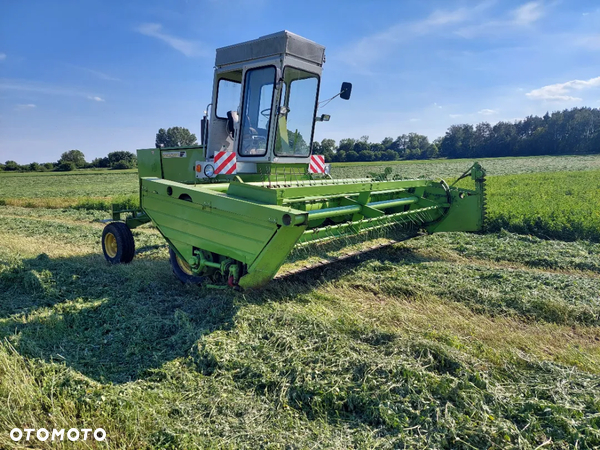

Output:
xmin=1 ymin=156 xmax=600 ymax=448
xmin=1 ymin=206 xmax=600 ymax=448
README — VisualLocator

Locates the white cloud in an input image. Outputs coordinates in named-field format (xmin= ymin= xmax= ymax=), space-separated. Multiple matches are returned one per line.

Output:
xmin=456 ymin=1 xmax=544 ymax=38
xmin=135 ymin=23 xmax=207 ymax=57
xmin=526 ymin=76 xmax=600 ymax=101
xmin=576 ymin=35 xmax=600 ymax=50
xmin=449 ymin=114 xmax=463 ymax=118
xmin=434 ymin=102 xmax=443 ymax=109
xmin=409 ymin=118 xmax=420 ymax=122
xmin=478 ymin=108 xmax=498 ymax=115
xmin=15 ymin=103 xmax=36 ymax=111
xmin=338 ymin=3 xmax=492 ymax=65
xmin=0 ymin=79 xmax=104 ymax=101
xmin=512 ymin=2 xmax=543 ymax=25
xmin=88 ymin=96 xmax=105 ymax=102
xmin=0 ymin=53 xmax=6 ymax=61
xmin=69 ymin=65 xmax=120 ymax=81
xmin=416 ymin=8 xmax=471 ymax=29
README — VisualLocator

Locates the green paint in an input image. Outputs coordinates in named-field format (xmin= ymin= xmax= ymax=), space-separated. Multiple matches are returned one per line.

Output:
xmin=129 ymin=146 xmax=486 ymax=288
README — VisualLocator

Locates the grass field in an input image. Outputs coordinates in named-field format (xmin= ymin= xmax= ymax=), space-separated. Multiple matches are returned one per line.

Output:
xmin=1 ymin=154 xmax=599 ymax=241
xmin=1 ymin=155 xmax=600 ymax=448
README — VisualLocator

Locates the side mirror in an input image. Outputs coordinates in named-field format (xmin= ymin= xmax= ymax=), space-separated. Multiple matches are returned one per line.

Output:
xmin=340 ymin=82 xmax=352 ymax=100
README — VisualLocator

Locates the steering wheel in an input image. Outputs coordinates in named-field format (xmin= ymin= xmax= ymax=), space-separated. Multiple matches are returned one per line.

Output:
xmin=260 ymin=108 xmax=271 ymax=118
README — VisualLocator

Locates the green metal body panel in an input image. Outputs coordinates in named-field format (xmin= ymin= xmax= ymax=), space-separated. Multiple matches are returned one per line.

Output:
xmin=137 ymin=146 xmax=205 ymax=182
xmin=139 ymin=177 xmax=308 ymax=287
xmin=124 ymin=153 xmax=486 ymax=288
xmin=426 ymin=163 xmax=486 ymax=233
xmin=137 ymin=148 xmax=163 ymax=178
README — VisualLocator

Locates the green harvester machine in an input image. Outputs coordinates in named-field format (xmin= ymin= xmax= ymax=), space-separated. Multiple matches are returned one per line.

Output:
xmin=101 ymin=31 xmax=486 ymax=289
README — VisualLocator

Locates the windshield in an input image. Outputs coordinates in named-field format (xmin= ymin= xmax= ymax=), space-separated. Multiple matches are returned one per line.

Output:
xmin=275 ymin=67 xmax=319 ymax=157
xmin=239 ymin=66 xmax=276 ymax=157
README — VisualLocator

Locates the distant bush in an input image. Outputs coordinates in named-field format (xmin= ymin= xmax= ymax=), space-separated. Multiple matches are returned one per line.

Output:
xmin=108 ymin=151 xmax=136 ymax=169
xmin=59 ymin=150 xmax=86 ymax=168
xmin=57 ymin=161 xmax=76 ymax=172
xmin=4 ymin=160 xmax=19 ymax=171
xmin=111 ymin=160 xmax=134 ymax=170
xmin=91 ymin=157 xmax=110 ymax=168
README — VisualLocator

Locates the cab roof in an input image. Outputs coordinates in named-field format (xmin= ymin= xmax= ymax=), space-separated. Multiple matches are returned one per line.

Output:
xmin=215 ymin=30 xmax=325 ymax=68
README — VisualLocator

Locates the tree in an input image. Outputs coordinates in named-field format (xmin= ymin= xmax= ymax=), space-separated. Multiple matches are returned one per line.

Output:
xmin=358 ymin=150 xmax=375 ymax=161
xmin=57 ymin=161 xmax=76 ymax=171
xmin=320 ymin=138 xmax=336 ymax=154
xmin=381 ymin=137 xmax=394 ymax=149
xmin=107 ymin=151 xmax=136 ymax=169
xmin=155 ymin=127 xmax=198 ymax=148
xmin=91 ymin=157 xmax=110 ymax=168
xmin=323 ymin=150 xmax=335 ymax=162
xmin=370 ymin=143 xmax=384 ymax=153
xmin=345 ymin=150 xmax=359 ymax=162
xmin=112 ymin=161 xmax=133 ymax=170
xmin=406 ymin=133 xmax=429 ymax=154
xmin=155 ymin=128 xmax=168 ymax=147
xmin=473 ymin=122 xmax=492 ymax=157
xmin=338 ymin=138 xmax=356 ymax=153
xmin=391 ymin=135 xmax=408 ymax=157
xmin=4 ymin=161 xmax=19 ymax=171
xmin=59 ymin=150 xmax=86 ymax=168
xmin=334 ymin=150 xmax=347 ymax=162
xmin=353 ymin=139 xmax=370 ymax=154
xmin=425 ymin=143 xmax=440 ymax=159
xmin=312 ymin=140 xmax=323 ymax=155
xmin=382 ymin=149 xmax=397 ymax=161
xmin=440 ymin=125 xmax=474 ymax=159
xmin=490 ymin=121 xmax=517 ymax=157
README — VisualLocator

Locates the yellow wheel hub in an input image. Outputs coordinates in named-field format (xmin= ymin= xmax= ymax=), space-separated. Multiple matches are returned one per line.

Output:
xmin=176 ymin=254 xmax=194 ymax=276
xmin=104 ymin=232 xmax=118 ymax=258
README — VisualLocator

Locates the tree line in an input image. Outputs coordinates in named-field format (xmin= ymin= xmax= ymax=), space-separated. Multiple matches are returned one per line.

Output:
xmin=0 ymin=126 xmax=197 ymax=173
xmin=314 ymin=107 xmax=600 ymax=162
xmin=4 ymin=107 xmax=599 ymax=172
xmin=1 ymin=150 xmax=137 ymax=173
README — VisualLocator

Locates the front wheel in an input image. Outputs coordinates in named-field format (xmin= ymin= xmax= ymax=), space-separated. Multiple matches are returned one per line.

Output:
xmin=169 ymin=248 xmax=205 ymax=285
xmin=102 ymin=222 xmax=135 ymax=264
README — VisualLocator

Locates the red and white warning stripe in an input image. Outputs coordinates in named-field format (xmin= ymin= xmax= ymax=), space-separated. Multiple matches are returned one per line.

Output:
xmin=214 ymin=151 xmax=237 ymax=175
xmin=309 ymin=154 xmax=325 ymax=174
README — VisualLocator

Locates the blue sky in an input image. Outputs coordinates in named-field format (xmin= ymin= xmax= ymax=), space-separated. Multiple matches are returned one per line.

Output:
xmin=1 ymin=0 xmax=600 ymax=164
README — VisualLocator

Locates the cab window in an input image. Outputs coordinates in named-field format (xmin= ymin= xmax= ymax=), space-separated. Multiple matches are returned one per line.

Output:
xmin=275 ymin=67 xmax=319 ymax=157
xmin=238 ymin=66 xmax=276 ymax=157
xmin=216 ymin=78 xmax=241 ymax=119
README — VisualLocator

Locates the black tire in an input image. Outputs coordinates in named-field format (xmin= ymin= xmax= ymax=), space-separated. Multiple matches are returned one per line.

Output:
xmin=169 ymin=248 xmax=205 ymax=285
xmin=102 ymin=222 xmax=135 ymax=264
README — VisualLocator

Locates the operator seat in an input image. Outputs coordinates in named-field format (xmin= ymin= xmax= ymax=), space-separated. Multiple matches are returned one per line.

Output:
xmin=226 ymin=110 xmax=239 ymax=137
xmin=220 ymin=110 xmax=239 ymax=152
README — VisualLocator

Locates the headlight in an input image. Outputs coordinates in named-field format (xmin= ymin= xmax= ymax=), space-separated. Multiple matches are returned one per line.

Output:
xmin=204 ymin=164 xmax=215 ymax=177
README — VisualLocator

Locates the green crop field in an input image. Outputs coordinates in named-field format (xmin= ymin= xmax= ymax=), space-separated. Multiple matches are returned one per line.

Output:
xmin=2 ymin=154 xmax=599 ymax=242
xmin=333 ymin=153 xmax=600 ymax=178
xmin=1 ymin=155 xmax=600 ymax=448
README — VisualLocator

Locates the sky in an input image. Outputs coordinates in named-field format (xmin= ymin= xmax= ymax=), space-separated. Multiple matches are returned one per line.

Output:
xmin=1 ymin=0 xmax=600 ymax=164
